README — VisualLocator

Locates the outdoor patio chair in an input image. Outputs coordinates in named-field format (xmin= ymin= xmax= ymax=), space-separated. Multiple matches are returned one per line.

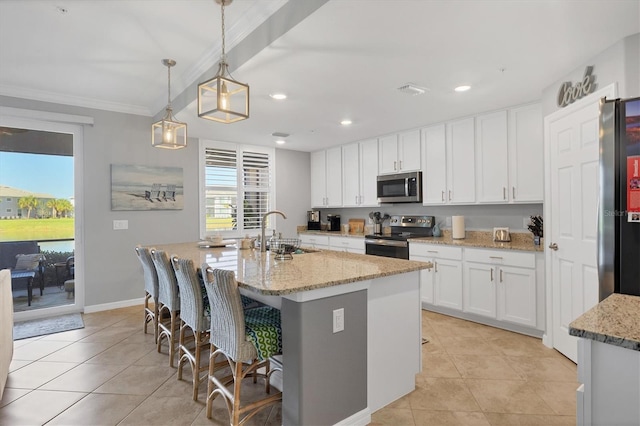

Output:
xmin=145 ymin=183 xmax=163 ymax=202
xmin=164 ymin=184 xmax=176 ymax=202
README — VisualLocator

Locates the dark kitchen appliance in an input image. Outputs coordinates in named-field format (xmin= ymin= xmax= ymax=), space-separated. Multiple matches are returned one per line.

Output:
xmin=327 ymin=214 xmax=341 ymax=232
xmin=307 ymin=210 xmax=321 ymax=230
xmin=598 ymin=96 xmax=640 ymax=299
xmin=377 ymin=171 xmax=423 ymax=203
xmin=365 ymin=215 xmax=434 ymax=259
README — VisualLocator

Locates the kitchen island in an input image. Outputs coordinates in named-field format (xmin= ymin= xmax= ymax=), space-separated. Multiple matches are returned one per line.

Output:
xmin=569 ymin=293 xmax=640 ymax=426
xmin=150 ymin=242 xmax=431 ymax=425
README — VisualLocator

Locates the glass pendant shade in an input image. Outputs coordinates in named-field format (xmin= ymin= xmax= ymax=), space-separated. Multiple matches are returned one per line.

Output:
xmin=152 ymin=109 xmax=187 ymax=149
xmin=198 ymin=64 xmax=249 ymax=123
xmin=152 ymin=58 xmax=187 ymax=149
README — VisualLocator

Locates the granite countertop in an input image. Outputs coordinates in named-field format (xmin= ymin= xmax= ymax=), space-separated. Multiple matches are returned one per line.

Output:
xmin=409 ymin=230 xmax=544 ymax=253
xmin=569 ymin=293 xmax=640 ymax=351
xmin=298 ymin=228 xmax=543 ymax=252
xmin=149 ymin=242 xmax=431 ymax=296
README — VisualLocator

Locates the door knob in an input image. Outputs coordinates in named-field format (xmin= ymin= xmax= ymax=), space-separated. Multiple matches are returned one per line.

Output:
xmin=548 ymin=243 xmax=558 ymax=251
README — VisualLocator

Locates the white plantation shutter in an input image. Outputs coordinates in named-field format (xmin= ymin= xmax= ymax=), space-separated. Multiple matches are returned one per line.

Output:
xmin=202 ymin=141 xmax=274 ymax=236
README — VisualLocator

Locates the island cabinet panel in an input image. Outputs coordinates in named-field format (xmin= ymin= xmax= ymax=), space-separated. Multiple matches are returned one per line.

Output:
xmin=475 ymin=110 xmax=509 ymax=203
xmin=446 ymin=117 xmax=476 ymax=204
xmin=329 ymin=236 xmax=365 ymax=254
xmin=281 ymin=290 xmax=368 ymax=426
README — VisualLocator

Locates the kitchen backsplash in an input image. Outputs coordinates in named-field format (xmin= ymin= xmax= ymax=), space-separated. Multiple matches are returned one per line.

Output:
xmin=316 ymin=203 xmax=543 ymax=232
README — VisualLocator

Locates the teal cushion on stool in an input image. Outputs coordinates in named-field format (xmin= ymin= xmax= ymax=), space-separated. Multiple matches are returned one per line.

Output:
xmin=244 ymin=306 xmax=282 ymax=360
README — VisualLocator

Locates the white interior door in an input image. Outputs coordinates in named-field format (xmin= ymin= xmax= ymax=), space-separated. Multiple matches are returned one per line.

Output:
xmin=545 ymin=85 xmax=615 ymax=362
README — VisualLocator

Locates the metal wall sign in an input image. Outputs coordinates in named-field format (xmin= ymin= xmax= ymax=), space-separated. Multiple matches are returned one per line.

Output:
xmin=557 ymin=66 xmax=596 ymax=107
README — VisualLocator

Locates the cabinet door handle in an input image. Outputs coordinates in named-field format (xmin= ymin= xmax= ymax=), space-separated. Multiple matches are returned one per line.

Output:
xmin=355 ymin=196 xmax=358 ymax=204
xmin=490 ymin=268 xmax=494 ymax=281
xmin=489 ymin=256 xmax=503 ymax=260
xmin=500 ymin=269 xmax=503 ymax=282
xmin=441 ymin=191 xmax=445 ymax=202
xmin=448 ymin=190 xmax=452 ymax=201
xmin=399 ymin=160 xmax=403 ymax=170
xmin=427 ymin=250 xmax=439 ymax=253
xmin=434 ymin=261 xmax=438 ymax=273
xmin=512 ymin=186 xmax=516 ymax=199
xmin=503 ymin=187 xmax=506 ymax=200
xmin=394 ymin=161 xmax=397 ymax=171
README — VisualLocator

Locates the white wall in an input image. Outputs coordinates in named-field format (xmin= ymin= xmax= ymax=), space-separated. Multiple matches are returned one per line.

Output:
xmin=541 ymin=33 xmax=639 ymax=116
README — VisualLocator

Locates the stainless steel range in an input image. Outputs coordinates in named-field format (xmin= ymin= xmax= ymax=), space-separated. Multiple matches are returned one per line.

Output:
xmin=365 ymin=215 xmax=435 ymax=259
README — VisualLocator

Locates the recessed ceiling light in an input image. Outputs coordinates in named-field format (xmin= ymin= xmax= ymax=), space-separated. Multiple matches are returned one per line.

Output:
xmin=454 ymin=85 xmax=471 ymax=92
xmin=269 ymin=93 xmax=287 ymax=100
xmin=340 ymin=119 xmax=352 ymax=126
xmin=275 ymin=140 xmax=286 ymax=145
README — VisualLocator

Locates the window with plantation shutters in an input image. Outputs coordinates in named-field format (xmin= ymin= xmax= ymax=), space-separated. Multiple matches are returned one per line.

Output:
xmin=200 ymin=141 xmax=274 ymax=236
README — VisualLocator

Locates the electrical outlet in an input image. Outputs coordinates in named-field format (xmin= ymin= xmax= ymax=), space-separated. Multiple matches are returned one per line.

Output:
xmin=113 ymin=220 xmax=128 ymax=230
xmin=333 ymin=308 xmax=344 ymax=333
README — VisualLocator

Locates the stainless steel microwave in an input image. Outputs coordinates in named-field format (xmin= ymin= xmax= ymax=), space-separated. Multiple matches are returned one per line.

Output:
xmin=377 ymin=171 xmax=423 ymax=203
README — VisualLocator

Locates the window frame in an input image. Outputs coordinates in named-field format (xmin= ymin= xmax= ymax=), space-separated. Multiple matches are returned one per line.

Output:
xmin=199 ymin=139 xmax=276 ymax=239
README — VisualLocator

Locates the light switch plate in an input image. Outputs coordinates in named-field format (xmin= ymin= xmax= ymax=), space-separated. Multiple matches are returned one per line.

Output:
xmin=333 ymin=308 xmax=344 ymax=333
xmin=113 ymin=220 xmax=128 ymax=230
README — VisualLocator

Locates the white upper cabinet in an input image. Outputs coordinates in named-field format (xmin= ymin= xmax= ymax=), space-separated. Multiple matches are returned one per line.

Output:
xmin=446 ymin=118 xmax=476 ymax=204
xmin=310 ymin=147 xmax=342 ymax=208
xmin=422 ymin=124 xmax=447 ymax=204
xmin=508 ymin=103 xmax=543 ymax=202
xmin=378 ymin=130 xmax=421 ymax=174
xmin=310 ymin=150 xmax=326 ymax=208
xmin=342 ymin=139 xmax=379 ymax=207
xmin=476 ymin=110 xmax=509 ymax=203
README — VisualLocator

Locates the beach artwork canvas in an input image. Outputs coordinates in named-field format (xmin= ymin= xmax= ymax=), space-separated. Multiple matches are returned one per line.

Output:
xmin=111 ymin=164 xmax=183 ymax=211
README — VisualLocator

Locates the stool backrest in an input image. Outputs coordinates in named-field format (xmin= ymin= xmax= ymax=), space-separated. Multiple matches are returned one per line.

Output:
xmin=202 ymin=267 xmax=253 ymax=361
xmin=151 ymin=249 xmax=179 ymax=311
xmin=172 ymin=257 xmax=207 ymax=331
xmin=135 ymin=246 xmax=158 ymax=299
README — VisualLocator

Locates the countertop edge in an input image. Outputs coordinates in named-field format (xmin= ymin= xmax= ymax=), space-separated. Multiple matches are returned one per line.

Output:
xmin=568 ymin=293 xmax=640 ymax=352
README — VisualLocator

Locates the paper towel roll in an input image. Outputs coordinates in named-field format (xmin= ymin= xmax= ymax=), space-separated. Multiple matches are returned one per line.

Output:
xmin=452 ymin=216 xmax=465 ymax=239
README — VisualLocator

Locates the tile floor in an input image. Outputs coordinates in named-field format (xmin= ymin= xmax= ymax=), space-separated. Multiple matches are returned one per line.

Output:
xmin=0 ymin=306 xmax=577 ymax=425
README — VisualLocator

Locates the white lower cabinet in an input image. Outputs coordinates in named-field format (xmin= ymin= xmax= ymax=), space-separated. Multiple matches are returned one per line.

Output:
xmin=328 ymin=236 xmax=365 ymax=254
xmin=298 ymin=234 xmax=329 ymax=250
xmin=463 ymin=248 xmax=537 ymax=328
xmin=412 ymin=243 xmax=540 ymax=333
xmin=410 ymin=244 xmax=462 ymax=309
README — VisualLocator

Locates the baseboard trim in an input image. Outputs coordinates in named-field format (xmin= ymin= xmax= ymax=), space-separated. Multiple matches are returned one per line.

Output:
xmin=334 ymin=408 xmax=371 ymax=426
xmin=84 ymin=297 xmax=144 ymax=313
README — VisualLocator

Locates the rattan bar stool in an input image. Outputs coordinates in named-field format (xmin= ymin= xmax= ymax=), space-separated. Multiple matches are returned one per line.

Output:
xmin=172 ymin=256 xmax=211 ymax=401
xmin=202 ymin=267 xmax=282 ymax=426
xmin=134 ymin=246 xmax=159 ymax=343
xmin=151 ymin=249 xmax=181 ymax=368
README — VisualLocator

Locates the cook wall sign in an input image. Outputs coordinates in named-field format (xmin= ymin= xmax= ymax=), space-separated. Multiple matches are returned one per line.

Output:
xmin=557 ymin=66 xmax=596 ymax=108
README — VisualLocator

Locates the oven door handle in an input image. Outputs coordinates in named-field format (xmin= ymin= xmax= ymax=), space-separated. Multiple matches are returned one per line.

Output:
xmin=365 ymin=239 xmax=408 ymax=248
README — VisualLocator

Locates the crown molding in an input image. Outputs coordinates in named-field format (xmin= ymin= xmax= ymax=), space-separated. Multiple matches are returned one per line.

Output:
xmin=0 ymin=84 xmax=151 ymax=117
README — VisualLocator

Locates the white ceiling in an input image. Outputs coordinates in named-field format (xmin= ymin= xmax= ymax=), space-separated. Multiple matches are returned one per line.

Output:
xmin=1 ymin=0 xmax=639 ymax=152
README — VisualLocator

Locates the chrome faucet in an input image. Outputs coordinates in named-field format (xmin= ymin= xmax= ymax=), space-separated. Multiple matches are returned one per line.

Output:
xmin=261 ymin=210 xmax=287 ymax=252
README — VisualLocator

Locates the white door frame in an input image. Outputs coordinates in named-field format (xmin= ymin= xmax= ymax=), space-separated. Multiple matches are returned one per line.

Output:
xmin=0 ymin=106 xmax=92 ymax=321
xmin=542 ymin=83 xmax=617 ymax=349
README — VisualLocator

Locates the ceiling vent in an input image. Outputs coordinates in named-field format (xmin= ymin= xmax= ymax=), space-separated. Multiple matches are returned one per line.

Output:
xmin=397 ymin=83 xmax=429 ymax=96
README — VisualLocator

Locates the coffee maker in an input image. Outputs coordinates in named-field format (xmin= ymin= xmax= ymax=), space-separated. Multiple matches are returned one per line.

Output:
xmin=327 ymin=214 xmax=341 ymax=232
xmin=307 ymin=210 xmax=321 ymax=230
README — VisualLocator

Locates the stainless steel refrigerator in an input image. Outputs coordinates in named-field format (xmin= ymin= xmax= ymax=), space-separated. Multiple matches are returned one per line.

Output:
xmin=598 ymin=96 xmax=640 ymax=300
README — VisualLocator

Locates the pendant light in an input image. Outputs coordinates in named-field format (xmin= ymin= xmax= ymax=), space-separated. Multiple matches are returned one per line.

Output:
xmin=198 ymin=0 xmax=249 ymax=123
xmin=152 ymin=59 xmax=187 ymax=149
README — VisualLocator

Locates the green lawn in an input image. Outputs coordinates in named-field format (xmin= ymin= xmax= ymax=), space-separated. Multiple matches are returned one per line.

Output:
xmin=0 ymin=218 xmax=74 ymax=241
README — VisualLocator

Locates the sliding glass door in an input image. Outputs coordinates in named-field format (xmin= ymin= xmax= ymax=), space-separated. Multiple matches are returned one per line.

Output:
xmin=0 ymin=114 xmax=84 ymax=321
